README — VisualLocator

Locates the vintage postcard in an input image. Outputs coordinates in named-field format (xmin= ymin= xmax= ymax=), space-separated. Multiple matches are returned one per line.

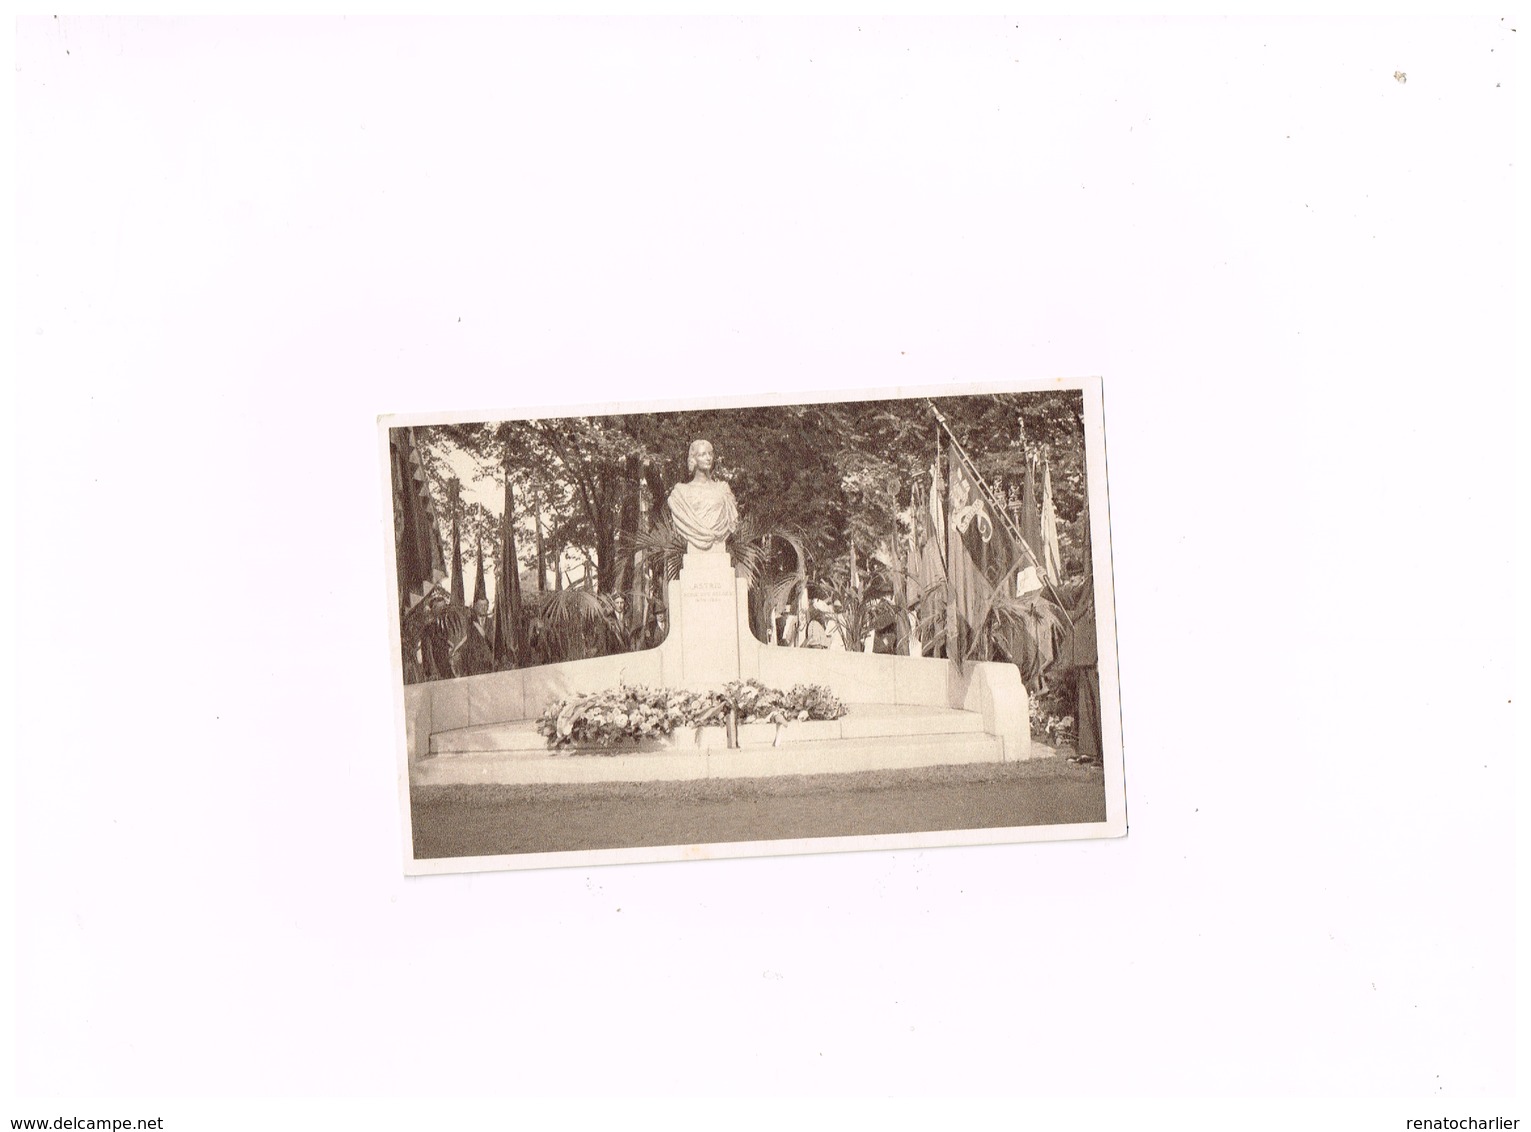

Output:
xmin=384 ymin=378 xmax=1125 ymax=873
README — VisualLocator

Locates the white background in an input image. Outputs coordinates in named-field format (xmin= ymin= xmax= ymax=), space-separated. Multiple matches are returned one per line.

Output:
xmin=7 ymin=14 xmax=1523 ymax=1126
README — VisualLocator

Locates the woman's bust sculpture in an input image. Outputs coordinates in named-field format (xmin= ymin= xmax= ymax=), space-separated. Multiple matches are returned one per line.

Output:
xmin=667 ymin=439 xmax=739 ymax=553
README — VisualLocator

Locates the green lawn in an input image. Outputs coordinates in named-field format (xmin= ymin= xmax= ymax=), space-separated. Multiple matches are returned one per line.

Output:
xmin=410 ymin=758 xmax=1109 ymax=860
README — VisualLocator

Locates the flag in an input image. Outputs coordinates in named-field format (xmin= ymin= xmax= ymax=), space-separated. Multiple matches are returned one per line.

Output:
xmin=944 ymin=439 xmax=1022 ymax=665
xmin=492 ymin=467 xmax=525 ymax=668
xmin=1015 ymin=565 xmax=1043 ymax=596
xmin=389 ymin=427 xmax=448 ymax=613
xmin=885 ymin=519 xmax=910 ymax=656
xmin=928 ymin=453 xmax=945 ymax=556
xmin=448 ymin=478 xmax=465 ymax=605
xmin=470 ymin=536 xmax=486 ymax=607
xmin=1021 ymin=453 xmax=1040 ymax=556
xmin=1040 ymin=460 xmax=1063 ymax=582
xmin=909 ymin=478 xmax=946 ymax=654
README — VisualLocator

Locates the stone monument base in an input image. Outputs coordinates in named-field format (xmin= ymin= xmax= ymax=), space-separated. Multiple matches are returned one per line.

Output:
xmin=402 ymin=550 xmax=1033 ymax=770
xmin=673 ymin=549 xmax=747 ymax=690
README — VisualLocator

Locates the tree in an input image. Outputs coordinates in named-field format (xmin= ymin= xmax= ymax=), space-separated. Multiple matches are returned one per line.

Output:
xmin=393 ymin=390 xmax=1095 ymax=677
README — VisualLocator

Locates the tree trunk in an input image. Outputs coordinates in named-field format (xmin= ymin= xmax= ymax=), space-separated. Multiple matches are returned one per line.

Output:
xmin=448 ymin=478 xmax=465 ymax=605
xmin=591 ymin=464 xmax=626 ymax=596
xmin=594 ymin=514 xmax=617 ymax=595
xmin=614 ymin=454 xmax=641 ymax=599
xmin=534 ymin=496 xmax=547 ymax=592
xmin=644 ymin=460 xmax=671 ymax=524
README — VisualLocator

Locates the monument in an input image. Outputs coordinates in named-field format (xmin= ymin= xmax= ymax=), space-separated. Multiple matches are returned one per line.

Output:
xmin=666 ymin=440 xmax=745 ymax=689
xmin=398 ymin=431 xmax=1032 ymax=783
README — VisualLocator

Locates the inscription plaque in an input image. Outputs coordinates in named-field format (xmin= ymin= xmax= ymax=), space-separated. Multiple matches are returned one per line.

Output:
xmin=675 ymin=552 xmax=742 ymax=689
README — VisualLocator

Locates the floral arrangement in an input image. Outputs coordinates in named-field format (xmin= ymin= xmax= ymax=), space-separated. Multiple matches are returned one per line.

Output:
xmin=1028 ymin=690 xmax=1075 ymax=747
xmin=535 ymin=679 xmax=847 ymax=751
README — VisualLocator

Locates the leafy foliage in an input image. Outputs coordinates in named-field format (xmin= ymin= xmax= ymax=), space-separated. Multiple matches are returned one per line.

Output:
xmin=397 ymin=390 xmax=1093 ymax=678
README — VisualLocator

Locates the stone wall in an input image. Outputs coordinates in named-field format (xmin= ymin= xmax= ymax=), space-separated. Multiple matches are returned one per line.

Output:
xmin=402 ymin=574 xmax=1031 ymax=761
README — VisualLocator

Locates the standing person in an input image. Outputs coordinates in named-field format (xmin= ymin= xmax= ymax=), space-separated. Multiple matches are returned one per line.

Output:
xmin=805 ymin=613 xmax=828 ymax=649
xmin=453 ymin=597 xmax=495 ymax=677
xmin=1061 ymin=592 xmax=1101 ymax=765
xmin=414 ymin=589 xmax=456 ymax=680
xmin=774 ymin=603 xmax=800 ymax=647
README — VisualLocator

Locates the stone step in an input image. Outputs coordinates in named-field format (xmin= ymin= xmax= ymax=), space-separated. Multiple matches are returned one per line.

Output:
xmin=428 ymin=702 xmax=988 ymax=756
xmin=412 ymin=729 xmax=1008 ymax=787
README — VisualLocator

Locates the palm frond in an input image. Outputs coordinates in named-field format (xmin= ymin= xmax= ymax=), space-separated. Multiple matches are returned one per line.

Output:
xmin=532 ymin=586 xmax=610 ymax=662
xmin=761 ymin=572 xmax=806 ymax=613
xmin=989 ymin=590 xmax=1069 ymax=637
xmin=729 ymin=538 xmax=769 ymax=588
xmin=621 ymin=521 xmax=686 ymax=583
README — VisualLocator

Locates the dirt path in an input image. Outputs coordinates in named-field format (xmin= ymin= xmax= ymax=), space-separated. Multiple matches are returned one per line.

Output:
xmin=410 ymin=759 xmax=1108 ymax=859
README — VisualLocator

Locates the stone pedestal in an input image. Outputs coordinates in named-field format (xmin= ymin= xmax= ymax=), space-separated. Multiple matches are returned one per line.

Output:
xmin=674 ymin=550 xmax=742 ymax=689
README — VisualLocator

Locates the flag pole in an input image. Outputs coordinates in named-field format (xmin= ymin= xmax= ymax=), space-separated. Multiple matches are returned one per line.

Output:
xmin=925 ymin=400 xmax=1074 ymax=628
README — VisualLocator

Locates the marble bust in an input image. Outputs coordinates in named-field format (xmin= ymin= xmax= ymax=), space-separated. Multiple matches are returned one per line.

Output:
xmin=667 ymin=439 xmax=738 ymax=553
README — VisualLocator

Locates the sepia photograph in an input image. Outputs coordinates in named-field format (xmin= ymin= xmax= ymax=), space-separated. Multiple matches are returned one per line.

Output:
xmin=386 ymin=380 xmax=1124 ymax=872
